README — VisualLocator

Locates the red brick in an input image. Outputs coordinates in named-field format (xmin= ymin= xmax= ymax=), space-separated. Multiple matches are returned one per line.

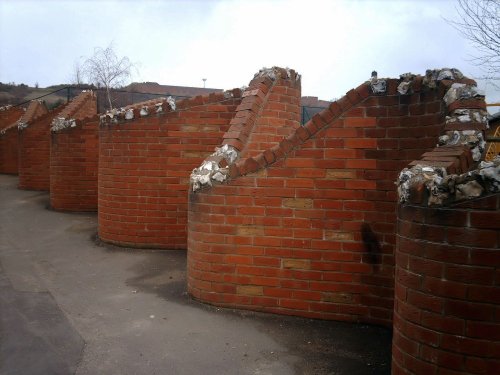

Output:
xmin=406 ymin=290 xmax=443 ymax=313
xmin=344 ymin=138 xmax=377 ymax=149
xmin=344 ymin=117 xmax=377 ymax=128
xmin=419 ymin=345 xmax=464 ymax=371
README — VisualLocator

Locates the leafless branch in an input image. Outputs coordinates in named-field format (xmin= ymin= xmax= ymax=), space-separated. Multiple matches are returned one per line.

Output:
xmin=83 ymin=43 xmax=136 ymax=109
xmin=446 ymin=0 xmax=500 ymax=75
xmin=71 ymin=60 xmax=84 ymax=86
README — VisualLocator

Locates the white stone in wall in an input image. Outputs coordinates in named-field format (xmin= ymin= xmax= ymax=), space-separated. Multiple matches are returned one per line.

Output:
xmin=456 ymin=180 xmax=484 ymax=200
xmin=397 ymin=81 xmax=411 ymax=95
xmin=214 ymin=144 xmax=239 ymax=164
xmin=190 ymin=144 xmax=241 ymax=192
xmin=167 ymin=96 xmax=176 ymax=111
xmin=443 ymin=83 xmax=482 ymax=106
xmin=254 ymin=67 xmax=277 ymax=81
xmin=370 ymin=72 xmax=387 ymax=94
xmin=51 ymin=117 xmax=76 ymax=131
xmin=140 ymin=107 xmax=149 ymax=117
xmin=125 ymin=109 xmax=134 ymax=120
xmin=397 ymin=73 xmax=416 ymax=95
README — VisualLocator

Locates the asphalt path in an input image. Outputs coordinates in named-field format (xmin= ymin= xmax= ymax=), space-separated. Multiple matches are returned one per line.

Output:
xmin=0 ymin=174 xmax=391 ymax=374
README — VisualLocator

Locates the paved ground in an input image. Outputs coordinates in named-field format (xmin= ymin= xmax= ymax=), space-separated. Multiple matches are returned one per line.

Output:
xmin=0 ymin=174 xmax=392 ymax=375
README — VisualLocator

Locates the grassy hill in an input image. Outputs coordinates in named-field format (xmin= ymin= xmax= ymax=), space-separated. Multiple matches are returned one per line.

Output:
xmin=0 ymin=83 xmax=86 ymax=109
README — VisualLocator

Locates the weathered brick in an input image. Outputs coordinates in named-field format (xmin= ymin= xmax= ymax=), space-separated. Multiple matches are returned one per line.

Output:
xmin=282 ymin=259 xmax=311 ymax=270
xmin=282 ymin=198 xmax=313 ymax=209
xmin=237 ymin=285 xmax=264 ymax=296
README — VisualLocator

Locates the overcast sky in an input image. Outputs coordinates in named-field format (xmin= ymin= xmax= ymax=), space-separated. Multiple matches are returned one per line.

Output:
xmin=0 ymin=0 xmax=499 ymax=105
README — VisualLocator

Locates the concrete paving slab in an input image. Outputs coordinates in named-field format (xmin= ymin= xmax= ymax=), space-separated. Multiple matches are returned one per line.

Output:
xmin=0 ymin=174 xmax=392 ymax=374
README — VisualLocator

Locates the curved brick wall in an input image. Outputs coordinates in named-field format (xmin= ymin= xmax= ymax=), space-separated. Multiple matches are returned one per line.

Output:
xmin=50 ymin=117 xmax=99 ymax=211
xmin=50 ymin=91 xmax=98 ymax=211
xmin=98 ymin=93 xmax=241 ymax=249
xmin=187 ymin=72 xmax=465 ymax=326
xmin=393 ymin=196 xmax=500 ymax=374
xmin=18 ymin=104 xmax=64 ymax=191
xmin=0 ymin=106 xmax=23 ymax=130
xmin=0 ymin=107 xmax=24 ymax=174
xmin=0 ymin=127 xmax=20 ymax=174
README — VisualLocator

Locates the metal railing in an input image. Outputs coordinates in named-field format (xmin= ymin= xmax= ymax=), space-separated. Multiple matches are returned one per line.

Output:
xmin=11 ymin=86 xmax=191 ymax=113
xmin=301 ymin=105 xmax=327 ymax=125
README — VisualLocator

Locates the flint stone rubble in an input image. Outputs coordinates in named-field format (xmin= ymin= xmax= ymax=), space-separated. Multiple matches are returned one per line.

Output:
xmin=394 ymin=67 xmax=497 ymax=206
xmin=422 ymin=68 xmax=464 ymax=88
xmin=443 ymin=83 xmax=483 ymax=106
xmin=99 ymin=96 xmax=180 ymax=125
xmin=438 ymin=130 xmax=486 ymax=162
xmin=51 ymin=117 xmax=77 ymax=132
xmin=190 ymin=144 xmax=240 ymax=192
xmin=98 ymin=91 xmax=252 ymax=126
xmin=446 ymin=109 xmax=487 ymax=124
xmin=125 ymin=109 xmax=134 ymax=120
xmin=371 ymin=67 xmax=468 ymax=95
xmin=253 ymin=66 xmax=300 ymax=83
xmin=397 ymin=73 xmax=416 ymax=95
xmin=140 ymin=107 xmax=149 ymax=117
xmin=154 ymin=103 xmax=163 ymax=114
xmin=369 ymin=71 xmax=387 ymax=94
xmin=397 ymin=157 xmax=499 ymax=206
xmin=166 ymin=96 xmax=176 ymax=111
xmin=440 ymin=81 xmax=487 ymax=161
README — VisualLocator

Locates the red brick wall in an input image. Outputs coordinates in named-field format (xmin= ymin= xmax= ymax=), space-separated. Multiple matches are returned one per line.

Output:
xmin=49 ymin=92 xmax=98 ymax=211
xmin=0 ymin=127 xmax=19 ymax=174
xmin=98 ymin=93 xmax=241 ymax=249
xmin=57 ymin=91 xmax=97 ymax=120
xmin=19 ymin=100 xmax=49 ymax=125
xmin=0 ymin=106 xmax=23 ymax=130
xmin=187 ymin=78 xmax=452 ymax=326
xmin=240 ymin=74 xmax=301 ymax=158
xmin=392 ymin=196 xmax=500 ymax=374
xmin=221 ymin=68 xmax=301 ymax=156
xmin=50 ymin=117 xmax=99 ymax=211
xmin=18 ymin=106 xmax=66 ymax=190
xmin=1 ymin=102 xmax=49 ymax=176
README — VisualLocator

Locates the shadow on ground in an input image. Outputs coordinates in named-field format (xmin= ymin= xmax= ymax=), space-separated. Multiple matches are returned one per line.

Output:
xmin=1 ymin=174 xmax=392 ymax=375
xmin=116 ymin=246 xmax=392 ymax=375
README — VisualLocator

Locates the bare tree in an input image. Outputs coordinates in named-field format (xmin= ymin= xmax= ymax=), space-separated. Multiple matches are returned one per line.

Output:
xmin=71 ymin=60 xmax=84 ymax=86
xmin=83 ymin=43 xmax=135 ymax=110
xmin=447 ymin=0 xmax=500 ymax=76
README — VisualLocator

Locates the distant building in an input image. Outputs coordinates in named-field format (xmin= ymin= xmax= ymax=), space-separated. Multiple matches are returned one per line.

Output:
xmin=300 ymin=96 xmax=331 ymax=124
xmin=126 ymin=82 xmax=223 ymax=98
